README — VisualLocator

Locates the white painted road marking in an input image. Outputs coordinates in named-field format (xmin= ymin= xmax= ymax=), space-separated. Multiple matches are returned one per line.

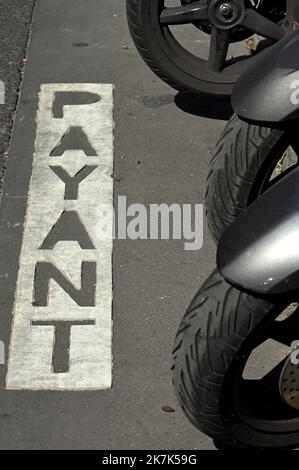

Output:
xmin=6 ymin=84 xmax=114 ymax=390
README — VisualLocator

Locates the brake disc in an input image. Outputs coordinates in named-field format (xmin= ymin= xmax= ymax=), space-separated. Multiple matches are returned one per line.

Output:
xmin=279 ymin=356 xmax=299 ymax=410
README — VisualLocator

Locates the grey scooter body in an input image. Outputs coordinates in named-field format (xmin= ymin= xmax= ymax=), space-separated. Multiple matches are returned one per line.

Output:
xmin=218 ymin=30 xmax=299 ymax=295
xmin=218 ymin=166 xmax=299 ymax=295
xmin=232 ymin=30 xmax=299 ymax=124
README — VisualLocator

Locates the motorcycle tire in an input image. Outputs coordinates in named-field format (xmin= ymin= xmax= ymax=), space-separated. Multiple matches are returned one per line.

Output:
xmin=126 ymin=0 xmax=286 ymax=98
xmin=172 ymin=269 xmax=299 ymax=449
xmin=205 ymin=114 xmax=299 ymax=242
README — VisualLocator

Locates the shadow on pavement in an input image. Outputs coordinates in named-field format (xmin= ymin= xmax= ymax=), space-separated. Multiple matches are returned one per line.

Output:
xmin=174 ymin=92 xmax=233 ymax=121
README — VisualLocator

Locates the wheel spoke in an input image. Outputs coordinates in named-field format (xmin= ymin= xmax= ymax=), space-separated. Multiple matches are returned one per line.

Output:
xmin=262 ymin=360 xmax=286 ymax=386
xmin=263 ymin=163 xmax=299 ymax=193
xmin=242 ymin=8 xmax=285 ymax=41
xmin=243 ymin=359 xmax=286 ymax=391
xmin=208 ymin=27 xmax=230 ymax=72
xmin=160 ymin=1 xmax=208 ymax=26
xmin=268 ymin=309 xmax=299 ymax=346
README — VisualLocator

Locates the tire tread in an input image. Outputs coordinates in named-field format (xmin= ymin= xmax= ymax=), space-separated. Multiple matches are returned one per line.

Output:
xmin=172 ymin=270 xmax=275 ymax=444
xmin=205 ymin=114 xmax=283 ymax=242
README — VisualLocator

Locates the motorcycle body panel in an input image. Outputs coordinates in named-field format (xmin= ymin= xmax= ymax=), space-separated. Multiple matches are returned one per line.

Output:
xmin=232 ymin=30 xmax=299 ymax=123
xmin=217 ymin=166 xmax=299 ymax=295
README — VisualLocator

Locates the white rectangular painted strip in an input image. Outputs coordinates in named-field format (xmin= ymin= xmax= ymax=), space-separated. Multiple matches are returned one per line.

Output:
xmin=6 ymin=84 xmax=114 ymax=390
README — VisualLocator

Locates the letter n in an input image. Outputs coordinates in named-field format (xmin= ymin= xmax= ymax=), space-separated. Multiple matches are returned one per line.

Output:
xmin=33 ymin=261 xmax=96 ymax=306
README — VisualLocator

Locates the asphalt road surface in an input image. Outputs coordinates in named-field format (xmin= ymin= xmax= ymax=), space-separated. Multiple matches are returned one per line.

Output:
xmin=0 ymin=0 xmax=233 ymax=450
xmin=0 ymin=0 xmax=35 ymax=191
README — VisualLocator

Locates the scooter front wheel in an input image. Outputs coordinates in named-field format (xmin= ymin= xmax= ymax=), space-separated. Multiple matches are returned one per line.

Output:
xmin=172 ymin=269 xmax=299 ymax=449
xmin=205 ymin=114 xmax=299 ymax=242
xmin=126 ymin=0 xmax=285 ymax=98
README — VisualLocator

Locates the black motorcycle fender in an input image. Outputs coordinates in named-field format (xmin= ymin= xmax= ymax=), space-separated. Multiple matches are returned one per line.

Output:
xmin=232 ymin=30 xmax=299 ymax=124
xmin=217 ymin=166 xmax=299 ymax=295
